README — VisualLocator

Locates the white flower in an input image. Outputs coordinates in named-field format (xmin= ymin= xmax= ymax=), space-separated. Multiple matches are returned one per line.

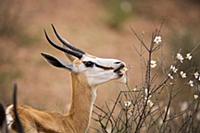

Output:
xmin=186 ymin=53 xmax=192 ymax=60
xmin=145 ymin=88 xmax=148 ymax=96
xmin=194 ymin=72 xmax=199 ymax=79
xmin=168 ymin=73 xmax=174 ymax=79
xmin=124 ymin=101 xmax=131 ymax=107
xmin=176 ymin=53 xmax=184 ymax=63
xmin=158 ymin=119 xmax=163 ymax=125
xmin=133 ymin=88 xmax=137 ymax=91
xmin=150 ymin=60 xmax=157 ymax=68
xmin=153 ymin=36 xmax=162 ymax=44
xmin=144 ymin=88 xmax=149 ymax=100
xmin=198 ymin=76 xmax=200 ymax=81
xmin=147 ymin=100 xmax=154 ymax=107
xmin=194 ymin=94 xmax=198 ymax=99
xmin=188 ymin=80 xmax=194 ymax=87
xmin=180 ymin=71 xmax=187 ymax=78
xmin=170 ymin=65 xmax=178 ymax=73
xmin=180 ymin=102 xmax=188 ymax=111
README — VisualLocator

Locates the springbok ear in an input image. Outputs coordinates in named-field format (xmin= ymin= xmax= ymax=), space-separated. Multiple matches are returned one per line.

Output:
xmin=41 ymin=53 xmax=73 ymax=71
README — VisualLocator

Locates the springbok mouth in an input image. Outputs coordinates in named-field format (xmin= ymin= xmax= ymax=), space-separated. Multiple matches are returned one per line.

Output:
xmin=114 ymin=64 xmax=125 ymax=73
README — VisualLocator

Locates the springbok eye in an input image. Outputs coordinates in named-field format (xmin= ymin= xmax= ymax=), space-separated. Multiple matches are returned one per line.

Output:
xmin=84 ymin=61 xmax=94 ymax=67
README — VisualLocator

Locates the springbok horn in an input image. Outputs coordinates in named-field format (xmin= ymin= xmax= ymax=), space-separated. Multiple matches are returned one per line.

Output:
xmin=13 ymin=83 xmax=24 ymax=133
xmin=44 ymin=30 xmax=83 ymax=59
xmin=51 ymin=24 xmax=85 ymax=54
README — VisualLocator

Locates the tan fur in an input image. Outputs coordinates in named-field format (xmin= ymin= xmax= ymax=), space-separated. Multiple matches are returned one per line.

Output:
xmin=8 ymin=72 xmax=95 ymax=133
xmin=6 ymin=39 xmax=126 ymax=132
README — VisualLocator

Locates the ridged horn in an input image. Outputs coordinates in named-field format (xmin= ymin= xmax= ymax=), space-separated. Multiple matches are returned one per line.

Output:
xmin=44 ymin=30 xmax=83 ymax=59
xmin=51 ymin=24 xmax=85 ymax=54
xmin=13 ymin=83 xmax=24 ymax=133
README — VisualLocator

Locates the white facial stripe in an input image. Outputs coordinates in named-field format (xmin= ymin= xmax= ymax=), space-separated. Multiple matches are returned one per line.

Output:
xmin=82 ymin=54 xmax=123 ymax=68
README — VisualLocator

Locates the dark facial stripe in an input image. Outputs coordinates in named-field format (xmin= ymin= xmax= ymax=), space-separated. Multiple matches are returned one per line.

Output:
xmin=113 ymin=64 xmax=125 ymax=72
xmin=83 ymin=61 xmax=114 ymax=70
xmin=94 ymin=63 xmax=114 ymax=70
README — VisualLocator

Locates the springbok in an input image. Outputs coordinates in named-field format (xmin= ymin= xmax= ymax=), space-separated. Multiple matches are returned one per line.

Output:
xmin=0 ymin=84 xmax=24 ymax=133
xmin=5 ymin=25 xmax=127 ymax=133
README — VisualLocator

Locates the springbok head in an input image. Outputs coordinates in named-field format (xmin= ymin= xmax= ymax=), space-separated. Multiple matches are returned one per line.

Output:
xmin=42 ymin=25 xmax=127 ymax=87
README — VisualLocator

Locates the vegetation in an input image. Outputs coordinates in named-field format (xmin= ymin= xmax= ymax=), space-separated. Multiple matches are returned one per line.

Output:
xmin=93 ymin=24 xmax=200 ymax=132
xmin=102 ymin=0 xmax=134 ymax=29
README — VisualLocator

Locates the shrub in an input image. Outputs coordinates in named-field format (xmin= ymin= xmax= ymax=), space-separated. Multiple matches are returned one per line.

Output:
xmin=93 ymin=23 xmax=200 ymax=133
xmin=102 ymin=0 xmax=133 ymax=29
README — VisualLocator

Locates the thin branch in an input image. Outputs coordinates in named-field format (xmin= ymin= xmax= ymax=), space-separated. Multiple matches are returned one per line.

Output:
xmin=130 ymin=26 xmax=150 ymax=52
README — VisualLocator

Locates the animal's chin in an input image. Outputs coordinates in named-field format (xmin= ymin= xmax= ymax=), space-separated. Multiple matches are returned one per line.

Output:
xmin=114 ymin=64 xmax=127 ymax=75
xmin=117 ymin=71 xmax=123 ymax=77
xmin=118 ymin=73 xmax=127 ymax=84
xmin=116 ymin=67 xmax=128 ymax=84
xmin=114 ymin=64 xmax=125 ymax=73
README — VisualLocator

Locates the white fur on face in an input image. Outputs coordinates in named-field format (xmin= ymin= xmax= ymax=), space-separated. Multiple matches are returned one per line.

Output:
xmin=76 ymin=54 xmax=127 ymax=86
xmin=82 ymin=55 xmax=123 ymax=68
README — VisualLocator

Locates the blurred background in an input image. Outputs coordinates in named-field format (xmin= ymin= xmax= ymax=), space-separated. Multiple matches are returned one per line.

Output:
xmin=0 ymin=0 xmax=200 ymax=126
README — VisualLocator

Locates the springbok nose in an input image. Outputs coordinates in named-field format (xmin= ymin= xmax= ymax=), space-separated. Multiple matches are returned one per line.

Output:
xmin=114 ymin=63 xmax=125 ymax=72
xmin=120 ymin=63 xmax=125 ymax=68
xmin=114 ymin=61 xmax=125 ymax=68
xmin=114 ymin=61 xmax=121 ymax=64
